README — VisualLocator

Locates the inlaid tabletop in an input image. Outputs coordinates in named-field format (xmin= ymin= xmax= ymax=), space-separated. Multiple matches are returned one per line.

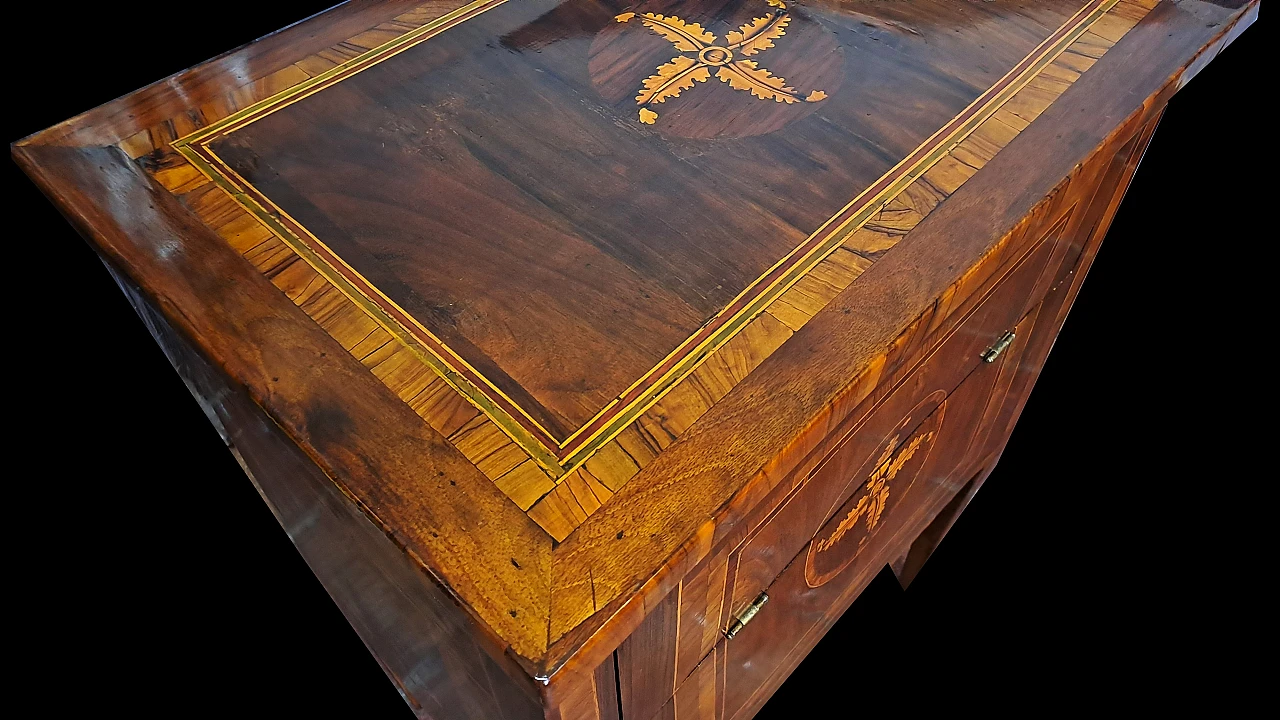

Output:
xmin=145 ymin=0 xmax=1150 ymax=541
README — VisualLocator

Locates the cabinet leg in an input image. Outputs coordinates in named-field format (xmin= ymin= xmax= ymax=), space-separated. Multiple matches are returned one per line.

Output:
xmin=890 ymin=453 xmax=1001 ymax=589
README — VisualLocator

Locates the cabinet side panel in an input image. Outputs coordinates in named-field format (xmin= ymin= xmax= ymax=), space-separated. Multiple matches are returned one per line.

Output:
xmin=647 ymin=94 xmax=1170 ymax=720
xmin=105 ymin=262 xmax=542 ymax=720
xmin=544 ymin=653 xmax=623 ymax=720
xmin=617 ymin=587 xmax=681 ymax=720
xmin=892 ymin=107 xmax=1165 ymax=586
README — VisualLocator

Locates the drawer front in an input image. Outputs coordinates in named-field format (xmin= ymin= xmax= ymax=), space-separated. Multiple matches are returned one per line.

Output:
xmin=722 ymin=332 xmax=1027 ymax=720
xmin=641 ymin=106 xmax=1167 ymax=720
xmin=802 ymin=395 xmax=947 ymax=588
xmin=724 ymin=209 xmax=1071 ymax=615
xmin=619 ymin=210 xmax=1078 ymax=720
xmin=648 ymin=345 xmax=1024 ymax=720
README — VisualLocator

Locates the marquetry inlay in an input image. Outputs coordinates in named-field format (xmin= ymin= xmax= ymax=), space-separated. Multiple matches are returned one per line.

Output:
xmin=805 ymin=394 xmax=945 ymax=588
xmin=592 ymin=0 xmax=837 ymax=136
xmin=124 ymin=0 xmax=1157 ymax=541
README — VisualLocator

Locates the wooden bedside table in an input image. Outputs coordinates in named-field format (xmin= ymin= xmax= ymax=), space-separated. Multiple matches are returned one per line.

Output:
xmin=14 ymin=1 xmax=1257 ymax=718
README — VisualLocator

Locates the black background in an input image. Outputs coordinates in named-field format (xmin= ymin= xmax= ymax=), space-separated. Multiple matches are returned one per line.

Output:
xmin=7 ymin=4 xmax=1260 ymax=716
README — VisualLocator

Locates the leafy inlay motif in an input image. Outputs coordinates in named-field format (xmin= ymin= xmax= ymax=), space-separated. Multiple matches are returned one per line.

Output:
xmin=815 ymin=430 xmax=934 ymax=553
xmin=614 ymin=0 xmax=828 ymax=124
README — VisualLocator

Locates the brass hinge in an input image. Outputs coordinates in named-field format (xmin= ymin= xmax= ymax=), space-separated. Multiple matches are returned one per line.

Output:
xmin=725 ymin=591 xmax=769 ymax=639
xmin=981 ymin=331 xmax=1017 ymax=363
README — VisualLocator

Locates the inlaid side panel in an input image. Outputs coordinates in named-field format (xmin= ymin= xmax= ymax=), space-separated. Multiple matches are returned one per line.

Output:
xmin=673 ymin=648 xmax=719 ymax=720
xmin=638 ymin=94 xmax=1168 ymax=720
xmin=893 ymin=107 xmax=1166 ymax=589
xmin=717 ymin=337 xmax=1023 ymax=720
xmin=616 ymin=196 xmax=1079 ymax=720
xmin=616 ymin=540 xmax=725 ymax=720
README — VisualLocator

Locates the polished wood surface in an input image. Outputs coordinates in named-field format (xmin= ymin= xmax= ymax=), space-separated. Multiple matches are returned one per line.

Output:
xmin=639 ymin=106 xmax=1165 ymax=720
xmin=132 ymin=0 xmax=1171 ymax=542
xmin=13 ymin=1 xmax=1256 ymax=717
xmin=109 ymin=253 xmax=544 ymax=720
xmin=198 ymin=0 xmax=1092 ymax=439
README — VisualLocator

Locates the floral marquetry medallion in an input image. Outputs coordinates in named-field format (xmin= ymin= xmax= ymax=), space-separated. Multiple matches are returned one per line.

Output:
xmin=805 ymin=393 xmax=946 ymax=587
xmin=590 ymin=0 xmax=843 ymax=138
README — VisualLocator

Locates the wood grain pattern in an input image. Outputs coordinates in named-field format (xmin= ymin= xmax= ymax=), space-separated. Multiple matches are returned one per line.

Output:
xmin=13 ymin=0 xmax=1256 ymax=718
xmin=544 ymin=651 xmax=622 ymax=720
xmin=161 ymin=0 xmax=1145 ymax=491
xmin=649 ymin=110 xmax=1163 ymax=715
xmin=107 ymin=255 xmax=543 ymax=720
xmin=15 ymin=143 xmax=554 ymax=661
xmin=132 ymin=0 xmax=1163 ymax=539
xmin=619 ymin=189 xmax=1084 ymax=711
xmin=617 ymin=585 xmax=681 ymax=720
xmin=543 ymin=0 xmax=1253 ymax=691
xmin=894 ymin=107 xmax=1167 ymax=589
